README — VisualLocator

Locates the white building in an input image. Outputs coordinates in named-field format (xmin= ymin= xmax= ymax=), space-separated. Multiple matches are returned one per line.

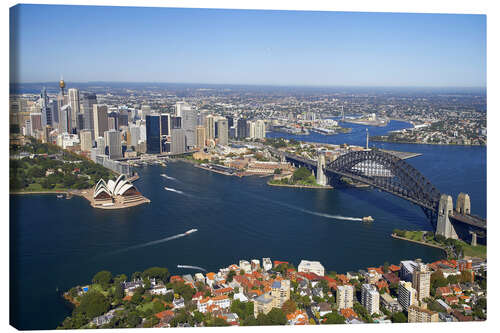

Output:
xmin=262 ymin=258 xmax=273 ymax=272
xmin=398 ymin=281 xmax=418 ymax=311
xmin=56 ymin=133 xmax=79 ymax=149
xmin=298 ymin=260 xmax=325 ymax=276
xmin=361 ymin=284 xmax=380 ymax=315
xmin=197 ymin=295 xmax=230 ymax=313
xmin=239 ymin=260 xmax=251 ymax=273
xmin=337 ymin=285 xmax=354 ymax=309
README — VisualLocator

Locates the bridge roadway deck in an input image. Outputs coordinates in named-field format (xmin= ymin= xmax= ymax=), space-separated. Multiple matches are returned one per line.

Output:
xmin=450 ymin=212 xmax=486 ymax=229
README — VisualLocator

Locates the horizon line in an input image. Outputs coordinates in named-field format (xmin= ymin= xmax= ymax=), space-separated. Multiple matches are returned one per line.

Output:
xmin=10 ymin=81 xmax=487 ymax=90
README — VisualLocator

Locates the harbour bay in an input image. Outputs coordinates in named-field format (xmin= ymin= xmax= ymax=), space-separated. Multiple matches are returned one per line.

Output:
xmin=10 ymin=121 xmax=486 ymax=330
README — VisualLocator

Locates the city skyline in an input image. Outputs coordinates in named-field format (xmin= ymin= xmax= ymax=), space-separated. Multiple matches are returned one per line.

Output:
xmin=10 ymin=5 xmax=486 ymax=87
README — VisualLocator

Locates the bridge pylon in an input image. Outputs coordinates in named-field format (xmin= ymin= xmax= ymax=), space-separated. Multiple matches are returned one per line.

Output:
xmin=436 ymin=194 xmax=458 ymax=239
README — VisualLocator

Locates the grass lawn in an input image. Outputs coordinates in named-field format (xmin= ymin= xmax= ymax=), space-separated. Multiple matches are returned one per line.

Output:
xmin=460 ymin=242 xmax=486 ymax=259
xmin=137 ymin=301 xmax=155 ymax=312
xmin=89 ymin=283 xmax=110 ymax=297
xmin=403 ymin=230 xmax=424 ymax=241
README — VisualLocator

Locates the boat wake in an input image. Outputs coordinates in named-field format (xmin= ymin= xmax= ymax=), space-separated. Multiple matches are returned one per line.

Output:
xmin=164 ymin=186 xmax=190 ymax=196
xmin=109 ymin=233 xmax=186 ymax=255
xmin=255 ymin=196 xmax=363 ymax=222
xmin=161 ymin=174 xmax=178 ymax=181
xmin=177 ymin=265 xmax=207 ymax=272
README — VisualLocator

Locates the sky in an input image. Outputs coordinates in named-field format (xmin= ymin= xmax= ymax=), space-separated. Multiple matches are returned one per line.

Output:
xmin=9 ymin=4 xmax=486 ymax=87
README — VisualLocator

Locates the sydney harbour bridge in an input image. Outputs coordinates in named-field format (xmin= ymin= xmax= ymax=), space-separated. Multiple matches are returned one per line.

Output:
xmin=272 ymin=148 xmax=486 ymax=245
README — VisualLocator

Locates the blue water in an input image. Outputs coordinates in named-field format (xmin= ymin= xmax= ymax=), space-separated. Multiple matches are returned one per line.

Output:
xmin=10 ymin=120 xmax=486 ymax=330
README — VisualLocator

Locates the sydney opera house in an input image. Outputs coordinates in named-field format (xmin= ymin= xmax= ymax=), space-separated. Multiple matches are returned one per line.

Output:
xmin=90 ymin=174 xmax=150 ymax=208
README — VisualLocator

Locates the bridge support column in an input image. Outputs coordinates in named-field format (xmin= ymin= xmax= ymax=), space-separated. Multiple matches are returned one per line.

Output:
xmin=456 ymin=193 xmax=471 ymax=214
xmin=469 ymin=231 xmax=477 ymax=247
xmin=316 ymin=153 xmax=327 ymax=186
xmin=436 ymin=194 xmax=458 ymax=239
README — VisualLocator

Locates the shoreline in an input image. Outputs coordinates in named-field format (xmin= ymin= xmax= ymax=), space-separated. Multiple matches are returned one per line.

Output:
xmin=390 ymin=233 xmax=447 ymax=253
xmin=267 ymin=181 xmax=333 ymax=189
xmin=372 ymin=138 xmax=485 ymax=147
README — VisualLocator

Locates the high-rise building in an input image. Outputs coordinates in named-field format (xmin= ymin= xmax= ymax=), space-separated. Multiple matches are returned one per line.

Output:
xmin=30 ymin=113 xmax=42 ymax=133
xmin=196 ymin=125 xmax=206 ymax=148
xmin=237 ymin=118 xmax=248 ymax=139
xmin=93 ymin=105 xmax=108 ymax=139
xmin=96 ymin=136 xmax=106 ymax=155
xmin=398 ymin=281 xmax=418 ymax=311
xmin=59 ymin=105 xmax=72 ymax=134
xmin=337 ymin=285 xmax=354 ymax=309
xmin=175 ymin=101 xmax=189 ymax=117
xmin=171 ymin=128 xmax=186 ymax=154
xmin=361 ymin=284 xmax=380 ymax=315
xmin=249 ymin=121 xmax=256 ymax=139
xmin=40 ymin=88 xmax=52 ymax=127
xmin=216 ymin=118 xmax=228 ymax=146
xmin=105 ymin=130 xmax=122 ymax=160
xmin=80 ymin=130 xmax=93 ymax=152
xmin=180 ymin=103 xmax=196 ymax=148
xmin=129 ymin=125 xmax=141 ymax=147
xmin=141 ymin=105 xmax=151 ymax=120
xmin=145 ymin=114 xmax=161 ymax=154
xmin=81 ymin=92 xmax=97 ymax=135
xmin=400 ymin=260 xmax=418 ymax=282
xmin=255 ymin=119 xmax=266 ymax=139
xmin=205 ymin=115 xmax=215 ymax=140
xmin=68 ymin=88 xmax=80 ymax=130
xmin=412 ymin=261 xmax=431 ymax=302
xmin=160 ymin=113 xmax=170 ymax=136
xmin=50 ymin=99 xmax=59 ymax=124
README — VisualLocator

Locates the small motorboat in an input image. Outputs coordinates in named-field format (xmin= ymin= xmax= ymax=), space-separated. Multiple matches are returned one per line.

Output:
xmin=184 ymin=229 xmax=198 ymax=235
xmin=362 ymin=216 xmax=374 ymax=223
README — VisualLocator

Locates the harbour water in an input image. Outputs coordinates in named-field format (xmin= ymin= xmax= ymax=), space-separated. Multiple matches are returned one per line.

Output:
xmin=10 ymin=120 xmax=486 ymax=330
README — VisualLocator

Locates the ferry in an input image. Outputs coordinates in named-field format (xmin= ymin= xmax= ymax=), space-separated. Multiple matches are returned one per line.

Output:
xmin=184 ymin=229 xmax=198 ymax=235
xmin=362 ymin=216 xmax=374 ymax=223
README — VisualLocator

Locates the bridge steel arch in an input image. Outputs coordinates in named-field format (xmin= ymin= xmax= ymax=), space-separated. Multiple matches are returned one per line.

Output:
xmin=326 ymin=149 xmax=442 ymax=214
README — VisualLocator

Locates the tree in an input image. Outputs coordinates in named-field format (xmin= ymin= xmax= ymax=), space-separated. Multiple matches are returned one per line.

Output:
xmin=431 ymin=270 xmax=448 ymax=289
xmin=383 ymin=262 xmax=389 ymax=273
xmin=74 ymin=291 xmax=111 ymax=319
xmin=92 ymin=270 xmax=113 ymax=289
xmin=292 ymin=167 xmax=312 ymax=183
xmin=227 ymin=270 xmax=236 ymax=282
xmin=193 ymin=311 xmax=204 ymax=324
xmin=281 ymin=299 xmax=297 ymax=315
xmin=274 ymin=168 xmax=282 ymax=175
xmin=391 ymin=312 xmax=407 ymax=323
xmin=323 ymin=311 xmax=345 ymax=324
xmin=113 ymin=283 xmax=124 ymax=301
xmin=143 ymin=267 xmax=170 ymax=283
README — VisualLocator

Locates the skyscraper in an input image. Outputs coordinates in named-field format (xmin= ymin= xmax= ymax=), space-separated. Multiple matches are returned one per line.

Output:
xmin=80 ymin=130 xmax=93 ymax=152
xmin=216 ymin=118 xmax=228 ymax=146
xmin=30 ymin=113 xmax=42 ymax=133
xmin=196 ymin=125 xmax=206 ymax=148
xmin=205 ymin=115 xmax=215 ymax=140
xmin=40 ymin=88 xmax=52 ymax=127
xmin=171 ymin=116 xmax=182 ymax=129
xmin=180 ymin=103 xmax=196 ymax=148
xmin=68 ymin=88 xmax=80 ymax=130
xmin=237 ymin=118 xmax=248 ymax=139
xmin=145 ymin=114 xmax=161 ymax=154
xmin=160 ymin=113 xmax=170 ymax=136
xmin=93 ymin=105 xmax=108 ymax=139
xmin=105 ymin=130 xmax=122 ymax=160
xmin=81 ymin=92 xmax=97 ymax=135
xmin=361 ymin=284 xmax=380 ymax=315
xmin=59 ymin=105 xmax=72 ymax=134
xmin=171 ymin=128 xmax=186 ymax=154
xmin=255 ymin=119 xmax=266 ymax=139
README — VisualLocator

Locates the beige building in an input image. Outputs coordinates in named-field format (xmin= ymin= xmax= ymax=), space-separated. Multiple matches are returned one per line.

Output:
xmin=79 ymin=130 xmax=93 ymax=152
xmin=408 ymin=305 xmax=439 ymax=323
xmin=253 ymin=294 xmax=274 ymax=318
xmin=337 ymin=285 xmax=354 ymax=310
xmin=205 ymin=115 xmax=215 ymax=140
xmin=298 ymin=260 xmax=325 ymax=276
xmin=412 ymin=263 xmax=431 ymax=302
xmin=196 ymin=125 xmax=206 ymax=148
xmin=93 ymin=104 xmax=108 ymax=139
xmin=271 ymin=280 xmax=290 ymax=308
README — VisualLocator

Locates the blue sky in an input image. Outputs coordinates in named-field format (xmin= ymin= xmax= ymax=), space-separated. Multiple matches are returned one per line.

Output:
xmin=10 ymin=4 xmax=486 ymax=87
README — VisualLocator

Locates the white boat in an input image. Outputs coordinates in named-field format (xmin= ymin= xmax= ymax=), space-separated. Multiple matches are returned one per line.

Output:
xmin=362 ymin=216 xmax=374 ymax=223
xmin=184 ymin=229 xmax=198 ymax=235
